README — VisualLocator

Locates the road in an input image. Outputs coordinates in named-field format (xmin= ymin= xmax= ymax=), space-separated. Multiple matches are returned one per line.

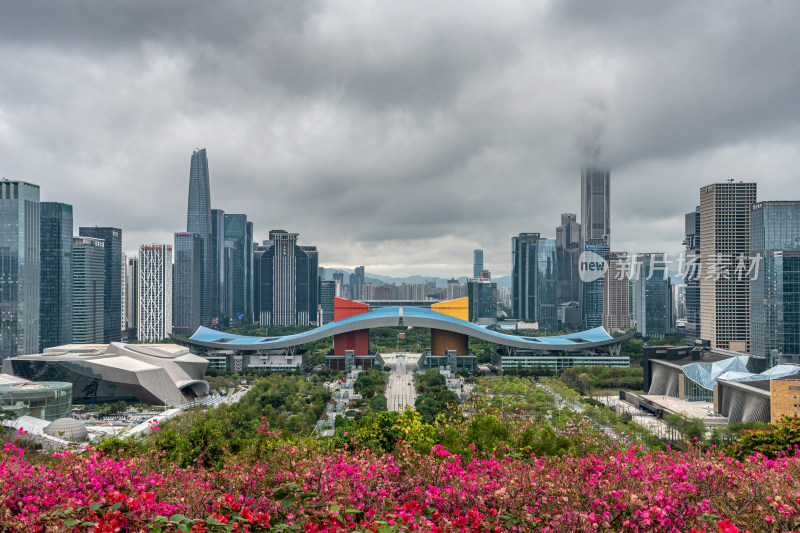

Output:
xmin=383 ymin=353 xmax=419 ymax=411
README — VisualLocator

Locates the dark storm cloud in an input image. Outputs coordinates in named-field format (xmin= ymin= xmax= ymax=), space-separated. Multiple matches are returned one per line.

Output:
xmin=1 ymin=1 xmax=800 ymax=277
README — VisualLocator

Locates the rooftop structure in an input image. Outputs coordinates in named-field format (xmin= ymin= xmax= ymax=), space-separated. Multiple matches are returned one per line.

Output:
xmin=2 ymin=343 xmax=208 ymax=406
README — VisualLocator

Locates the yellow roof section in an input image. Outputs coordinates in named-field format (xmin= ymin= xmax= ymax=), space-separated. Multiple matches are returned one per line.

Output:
xmin=431 ymin=297 xmax=468 ymax=321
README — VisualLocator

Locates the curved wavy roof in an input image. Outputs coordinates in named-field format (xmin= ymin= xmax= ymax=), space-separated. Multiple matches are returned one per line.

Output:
xmin=173 ymin=306 xmax=631 ymax=352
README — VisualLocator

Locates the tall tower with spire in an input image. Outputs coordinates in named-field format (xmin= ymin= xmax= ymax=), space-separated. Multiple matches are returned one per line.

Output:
xmin=186 ymin=148 xmax=212 ymax=327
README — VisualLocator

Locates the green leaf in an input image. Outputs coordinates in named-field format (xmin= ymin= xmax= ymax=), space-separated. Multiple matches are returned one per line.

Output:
xmin=89 ymin=502 xmax=102 ymax=511
xmin=110 ymin=502 xmax=122 ymax=512
xmin=331 ymin=504 xmax=342 ymax=513
xmin=169 ymin=514 xmax=190 ymax=524
xmin=64 ymin=519 xmax=79 ymax=527
xmin=281 ymin=497 xmax=298 ymax=509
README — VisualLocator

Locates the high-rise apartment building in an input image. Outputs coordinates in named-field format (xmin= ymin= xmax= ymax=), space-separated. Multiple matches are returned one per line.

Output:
xmin=40 ymin=202 xmax=73 ymax=351
xmin=631 ymin=253 xmax=674 ymax=337
xmin=224 ymin=214 xmax=253 ymax=323
xmin=78 ymin=226 xmax=122 ymax=343
xmin=473 ymin=250 xmax=484 ymax=279
xmin=173 ymin=232 xmax=203 ymax=334
xmin=72 ymin=236 xmax=105 ymax=344
xmin=349 ymin=266 xmax=365 ymax=300
xmin=0 ymin=180 xmax=40 ymax=358
xmin=750 ymin=201 xmax=800 ymax=363
xmin=512 ymin=233 xmax=540 ymax=321
xmin=699 ymin=182 xmax=757 ymax=351
xmin=186 ymin=149 xmax=213 ymax=327
xmin=138 ymin=244 xmax=173 ymax=342
xmin=602 ymin=252 xmax=633 ymax=332
xmin=556 ymin=213 xmax=582 ymax=307
xmin=253 ymin=230 xmax=320 ymax=326
xmin=684 ymin=207 xmax=701 ymax=343
xmin=581 ymin=167 xmax=611 ymax=329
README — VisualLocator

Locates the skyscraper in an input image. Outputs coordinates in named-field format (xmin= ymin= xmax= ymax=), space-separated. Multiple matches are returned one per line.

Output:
xmin=40 ymin=202 xmax=73 ymax=351
xmin=210 ymin=208 xmax=226 ymax=327
xmin=750 ymin=201 xmax=800 ymax=363
xmin=186 ymin=148 xmax=212 ymax=327
xmin=253 ymin=230 xmax=319 ymax=326
xmin=0 ymin=180 xmax=40 ymax=358
xmin=602 ymin=252 xmax=633 ymax=332
xmin=537 ymin=238 xmax=558 ymax=331
xmin=173 ymin=232 xmax=203 ymax=334
xmin=631 ymin=253 xmax=674 ymax=338
xmin=683 ymin=207 xmax=701 ymax=343
xmin=467 ymin=278 xmax=497 ymax=322
xmin=319 ymin=280 xmax=337 ymax=325
xmin=555 ymin=213 xmax=582 ymax=306
xmin=125 ymin=255 xmax=138 ymax=336
xmin=699 ymin=182 xmax=757 ymax=351
xmin=581 ymin=167 xmax=611 ymax=329
xmin=349 ymin=266 xmax=365 ymax=300
xmin=473 ymin=250 xmax=484 ymax=279
xmin=224 ymin=213 xmax=253 ymax=323
xmin=511 ymin=233 xmax=539 ymax=321
xmin=78 ymin=226 xmax=122 ymax=343
xmin=581 ymin=167 xmax=610 ymax=244
xmin=138 ymin=244 xmax=172 ymax=342
xmin=72 ymin=236 xmax=105 ymax=344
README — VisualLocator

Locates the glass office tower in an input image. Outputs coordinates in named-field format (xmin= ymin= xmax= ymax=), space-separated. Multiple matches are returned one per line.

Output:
xmin=0 ymin=180 xmax=40 ymax=359
xmin=78 ymin=226 xmax=122 ymax=343
xmin=750 ymin=201 xmax=800 ymax=363
xmin=40 ymin=202 xmax=73 ymax=350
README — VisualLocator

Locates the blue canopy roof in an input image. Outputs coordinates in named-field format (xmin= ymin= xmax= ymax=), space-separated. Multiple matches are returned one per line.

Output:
xmin=176 ymin=306 xmax=629 ymax=352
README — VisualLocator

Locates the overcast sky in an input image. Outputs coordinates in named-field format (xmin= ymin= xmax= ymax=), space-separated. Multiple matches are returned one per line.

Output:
xmin=2 ymin=1 xmax=799 ymax=278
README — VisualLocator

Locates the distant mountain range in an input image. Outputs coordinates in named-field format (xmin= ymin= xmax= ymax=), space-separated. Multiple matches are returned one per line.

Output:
xmin=325 ymin=269 xmax=513 ymax=289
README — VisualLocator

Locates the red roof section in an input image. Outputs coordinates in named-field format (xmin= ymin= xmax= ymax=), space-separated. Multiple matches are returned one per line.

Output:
xmin=334 ymin=297 xmax=369 ymax=322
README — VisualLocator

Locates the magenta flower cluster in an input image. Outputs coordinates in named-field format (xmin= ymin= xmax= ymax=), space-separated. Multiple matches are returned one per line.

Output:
xmin=1 ymin=439 xmax=800 ymax=531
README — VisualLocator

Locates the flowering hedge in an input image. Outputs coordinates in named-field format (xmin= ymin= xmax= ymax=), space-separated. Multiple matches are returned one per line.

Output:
xmin=2 ymin=432 xmax=800 ymax=532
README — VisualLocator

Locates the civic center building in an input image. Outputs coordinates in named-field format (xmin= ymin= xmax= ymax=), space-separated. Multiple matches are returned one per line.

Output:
xmin=172 ymin=297 xmax=632 ymax=374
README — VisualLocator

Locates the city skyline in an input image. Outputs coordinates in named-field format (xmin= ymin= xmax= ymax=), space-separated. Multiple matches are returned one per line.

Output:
xmin=2 ymin=3 xmax=800 ymax=277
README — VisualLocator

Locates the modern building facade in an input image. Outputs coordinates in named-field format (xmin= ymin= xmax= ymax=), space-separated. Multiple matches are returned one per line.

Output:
xmin=186 ymin=148 xmax=213 ymax=328
xmin=512 ymin=233 xmax=540 ymax=321
xmin=467 ymin=278 xmax=497 ymax=322
xmin=71 ymin=237 xmax=105 ymax=344
xmin=699 ymin=182 xmax=757 ymax=351
xmin=138 ymin=244 xmax=173 ymax=342
xmin=78 ymin=227 xmax=122 ymax=343
xmin=319 ymin=280 xmax=337 ymax=325
xmin=124 ymin=255 xmax=138 ymax=335
xmin=684 ymin=207 xmax=701 ymax=343
xmin=173 ymin=232 xmax=203 ymax=335
xmin=556 ymin=213 xmax=582 ymax=308
xmin=3 ymin=343 xmax=209 ymax=406
xmin=581 ymin=167 xmax=611 ymax=244
xmin=39 ymin=202 xmax=73 ymax=351
xmin=253 ymin=230 xmax=320 ymax=326
xmin=750 ymin=201 xmax=800 ymax=364
xmin=210 ymin=208 xmax=226 ymax=327
xmin=602 ymin=252 xmax=633 ymax=332
xmin=581 ymin=167 xmax=611 ymax=330
xmin=473 ymin=250 xmax=484 ymax=279
xmin=631 ymin=253 xmax=674 ymax=338
xmin=537 ymin=238 xmax=557 ymax=331
xmin=224 ymin=213 xmax=253 ymax=323
xmin=0 ymin=180 xmax=40 ymax=359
